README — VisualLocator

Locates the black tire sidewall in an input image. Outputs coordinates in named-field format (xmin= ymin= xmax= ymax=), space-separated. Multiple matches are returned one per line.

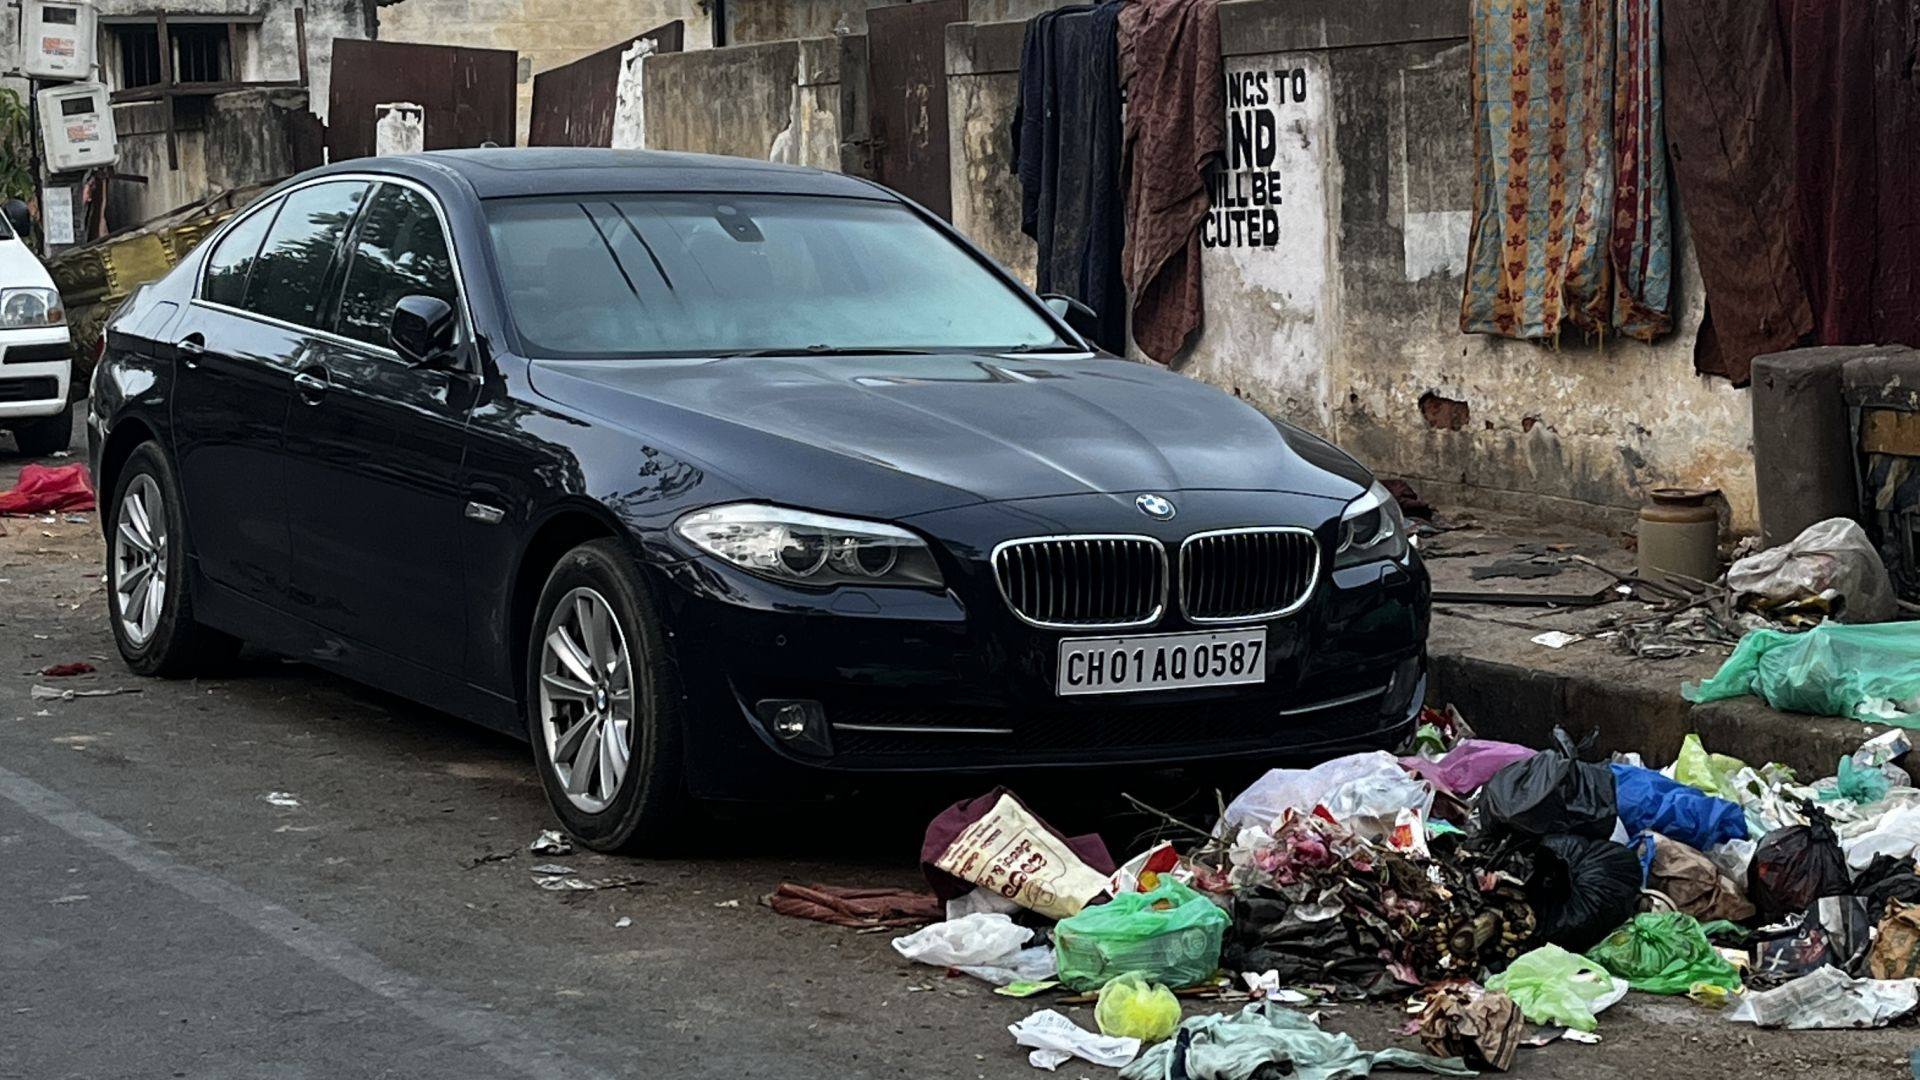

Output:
xmin=525 ymin=538 xmax=682 ymax=851
xmin=107 ymin=442 xmax=190 ymax=675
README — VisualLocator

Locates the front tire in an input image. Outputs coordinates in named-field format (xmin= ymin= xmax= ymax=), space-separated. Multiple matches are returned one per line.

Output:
xmin=526 ymin=538 xmax=686 ymax=853
xmin=107 ymin=441 xmax=241 ymax=676
xmin=10 ymin=405 xmax=73 ymax=457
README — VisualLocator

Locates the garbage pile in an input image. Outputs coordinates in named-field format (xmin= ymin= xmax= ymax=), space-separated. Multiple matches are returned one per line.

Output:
xmin=775 ymin=710 xmax=1920 ymax=1073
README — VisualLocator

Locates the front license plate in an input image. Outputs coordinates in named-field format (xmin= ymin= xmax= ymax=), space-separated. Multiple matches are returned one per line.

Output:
xmin=1055 ymin=629 xmax=1267 ymax=697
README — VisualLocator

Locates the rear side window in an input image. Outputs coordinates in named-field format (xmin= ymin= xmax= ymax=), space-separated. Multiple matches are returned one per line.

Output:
xmin=334 ymin=184 xmax=459 ymax=349
xmin=242 ymin=180 xmax=368 ymax=329
xmin=201 ymin=202 xmax=276 ymax=307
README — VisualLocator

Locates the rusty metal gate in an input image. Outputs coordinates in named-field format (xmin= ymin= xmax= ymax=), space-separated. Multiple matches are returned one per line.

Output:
xmin=527 ymin=21 xmax=686 ymax=147
xmin=865 ymin=0 xmax=968 ymax=219
xmin=327 ymin=40 xmax=518 ymax=161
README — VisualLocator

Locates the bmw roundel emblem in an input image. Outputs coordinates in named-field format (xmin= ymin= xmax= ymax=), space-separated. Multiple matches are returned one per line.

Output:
xmin=1135 ymin=493 xmax=1176 ymax=521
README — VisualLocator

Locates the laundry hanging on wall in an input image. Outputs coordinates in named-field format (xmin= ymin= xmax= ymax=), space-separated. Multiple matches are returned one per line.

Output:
xmin=1461 ymin=0 xmax=1674 ymax=343
xmin=1012 ymin=1 xmax=1129 ymax=354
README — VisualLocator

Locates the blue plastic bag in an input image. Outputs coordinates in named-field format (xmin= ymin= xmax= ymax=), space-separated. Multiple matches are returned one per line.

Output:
xmin=1610 ymin=765 xmax=1747 ymax=851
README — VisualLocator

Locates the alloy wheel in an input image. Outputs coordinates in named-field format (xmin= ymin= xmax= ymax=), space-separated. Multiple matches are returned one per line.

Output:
xmin=538 ymin=587 xmax=637 ymax=813
xmin=113 ymin=474 xmax=168 ymax=647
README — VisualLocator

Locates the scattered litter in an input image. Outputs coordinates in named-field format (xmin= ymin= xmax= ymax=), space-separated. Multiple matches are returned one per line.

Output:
xmin=0 ymin=463 xmax=95 ymax=515
xmin=536 ymin=875 xmax=647 ymax=895
xmin=768 ymin=882 xmax=942 ymax=929
xmin=713 ymin=898 xmax=741 ymax=908
xmin=465 ymin=851 xmax=514 ymax=869
xmin=1752 ymin=896 xmax=1874 ymax=979
xmin=262 ymin=791 xmax=300 ymax=808
xmin=1747 ymin=815 xmax=1851 ymax=921
xmin=1685 ymin=621 xmax=1920 ymax=723
xmin=49 ymin=894 xmax=89 ymax=905
xmin=1530 ymin=630 xmax=1581 ymax=649
xmin=997 ymin=980 xmax=1060 ymax=998
xmin=1418 ymin=985 xmax=1522 ymax=1072
xmin=40 ymin=662 xmax=93 ymax=677
xmin=29 ymin=684 xmax=139 ymax=701
xmin=1730 ymin=964 xmax=1920 ymax=1029
xmin=893 ymin=912 xmax=1049 ymax=986
xmin=529 ymin=829 xmax=574 ymax=856
xmin=62 ymin=513 xmax=87 ymax=525
xmin=1008 ymin=1008 xmax=1140 ymax=1071
xmin=1485 ymin=945 xmax=1619 ymax=1032
xmin=528 ymin=864 xmax=575 ymax=876
xmin=1118 ymin=1002 xmax=1474 ymax=1080
xmin=924 ymin=788 xmax=1113 ymax=920
xmin=1727 ymin=517 xmax=1897 ymax=624
xmin=1240 ymin=971 xmax=1310 ymax=1003
xmin=614 ymin=916 xmax=632 ymax=928
xmin=1586 ymin=912 xmax=1744 ymax=994
xmin=1095 ymin=973 xmax=1182 ymax=1043
xmin=1054 ymin=877 xmax=1228 ymax=992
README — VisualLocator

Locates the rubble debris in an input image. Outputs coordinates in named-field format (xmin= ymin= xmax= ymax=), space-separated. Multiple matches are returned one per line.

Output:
xmin=464 ymin=851 xmax=514 ymax=869
xmin=768 ymin=883 xmax=942 ymax=930
xmin=1417 ymin=985 xmax=1522 ymax=1072
xmin=923 ymin=788 xmax=1114 ymax=920
xmin=614 ymin=916 xmax=632 ymax=929
xmin=0 ymin=464 xmax=95 ymax=515
xmin=1728 ymin=517 xmax=1897 ymax=624
xmin=1730 ymin=964 xmax=1920 ymax=1029
xmin=30 ymin=684 xmax=139 ymax=700
xmin=1529 ymin=631 xmax=1581 ymax=649
xmin=1055 ymin=878 xmax=1228 ymax=992
xmin=536 ymin=875 xmax=646 ymax=896
xmin=1095 ymin=973 xmax=1182 ymax=1043
xmin=1585 ymin=912 xmax=1744 ymax=994
xmin=262 ymin=792 xmax=300 ymax=808
xmin=40 ymin=662 xmax=94 ymax=677
xmin=1008 ymin=1008 xmax=1140 ymax=1071
xmin=1117 ymin=1002 xmax=1474 ymax=1080
xmin=529 ymin=864 xmax=575 ymax=876
xmin=529 ymin=829 xmax=574 ymax=856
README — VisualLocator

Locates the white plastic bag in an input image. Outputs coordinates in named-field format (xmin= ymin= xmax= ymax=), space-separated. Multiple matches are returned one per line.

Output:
xmin=1221 ymin=752 xmax=1408 ymax=832
xmin=1008 ymin=1008 xmax=1141 ymax=1070
xmin=1707 ymin=838 xmax=1757 ymax=882
xmin=956 ymin=945 xmax=1057 ymax=987
xmin=946 ymin=887 xmax=1023 ymax=922
xmin=1842 ymin=805 xmax=1920 ymax=871
xmin=892 ymin=913 xmax=1033 ymax=968
xmin=1320 ymin=772 xmax=1435 ymax=841
xmin=1727 ymin=517 xmax=1897 ymax=623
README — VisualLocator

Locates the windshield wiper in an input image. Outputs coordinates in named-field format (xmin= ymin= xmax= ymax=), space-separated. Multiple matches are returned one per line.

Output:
xmin=713 ymin=345 xmax=934 ymax=358
xmin=1002 ymin=343 xmax=1089 ymax=354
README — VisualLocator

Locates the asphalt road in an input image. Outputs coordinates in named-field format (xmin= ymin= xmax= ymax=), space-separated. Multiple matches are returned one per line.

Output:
xmin=2 ymin=413 xmax=1915 ymax=1079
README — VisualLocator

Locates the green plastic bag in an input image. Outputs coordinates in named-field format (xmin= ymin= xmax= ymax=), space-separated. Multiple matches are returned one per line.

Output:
xmin=1095 ymin=972 xmax=1182 ymax=1042
xmin=1485 ymin=944 xmax=1618 ymax=1032
xmin=1585 ymin=912 xmax=1743 ymax=995
xmin=1054 ymin=879 xmax=1229 ymax=992
xmin=1673 ymin=733 xmax=1746 ymax=799
xmin=1821 ymin=755 xmax=1891 ymax=804
xmin=1684 ymin=621 xmax=1920 ymax=726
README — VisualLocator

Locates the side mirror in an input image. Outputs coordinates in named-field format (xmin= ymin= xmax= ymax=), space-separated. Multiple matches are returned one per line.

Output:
xmin=1042 ymin=293 xmax=1100 ymax=342
xmin=3 ymin=199 xmax=32 ymax=239
xmin=390 ymin=294 xmax=458 ymax=369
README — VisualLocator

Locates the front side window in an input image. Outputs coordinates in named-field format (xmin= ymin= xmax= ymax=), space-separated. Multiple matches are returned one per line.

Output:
xmin=242 ymin=180 xmax=368 ymax=329
xmin=201 ymin=201 xmax=276 ymax=308
xmin=334 ymin=184 xmax=459 ymax=349
xmin=483 ymin=194 xmax=1067 ymax=357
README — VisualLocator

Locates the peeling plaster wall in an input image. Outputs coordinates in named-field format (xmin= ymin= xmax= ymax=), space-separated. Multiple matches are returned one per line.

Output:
xmin=947 ymin=0 xmax=1755 ymax=532
xmin=375 ymin=0 xmax=712 ymax=145
xmin=643 ymin=37 xmax=848 ymax=171
xmin=733 ymin=0 xmax=1074 ymax=44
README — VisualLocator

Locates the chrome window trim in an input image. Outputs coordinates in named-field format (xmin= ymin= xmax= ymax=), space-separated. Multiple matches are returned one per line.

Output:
xmin=1178 ymin=525 xmax=1322 ymax=624
xmin=189 ymin=172 xmax=477 ymax=365
xmin=989 ymin=533 xmax=1169 ymax=632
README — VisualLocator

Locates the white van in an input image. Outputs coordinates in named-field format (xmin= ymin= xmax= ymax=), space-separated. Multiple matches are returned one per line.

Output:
xmin=0 ymin=202 xmax=73 ymax=456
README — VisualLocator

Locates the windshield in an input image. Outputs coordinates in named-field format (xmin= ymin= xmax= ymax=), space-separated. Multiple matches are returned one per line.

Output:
xmin=483 ymin=193 xmax=1068 ymax=357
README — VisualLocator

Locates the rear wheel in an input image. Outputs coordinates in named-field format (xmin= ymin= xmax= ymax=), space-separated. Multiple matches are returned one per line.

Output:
xmin=9 ymin=405 xmax=72 ymax=457
xmin=526 ymin=538 xmax=686 ymax=853
xmin=107 ymin=441 xmax=241 ymax=676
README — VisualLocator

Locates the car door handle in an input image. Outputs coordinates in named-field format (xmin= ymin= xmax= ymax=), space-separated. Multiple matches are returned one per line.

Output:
xmin=292 ymin=370 xmax=329 ymax=399
xmin=176 ymin=334 xmax=206 ymax=368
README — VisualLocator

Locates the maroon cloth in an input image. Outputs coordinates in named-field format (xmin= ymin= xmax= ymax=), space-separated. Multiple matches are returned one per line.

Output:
xmin=1777 ymin=0 xmax=1920 ymax=350
xmin=1662 ymin=0 xmax=1813 ymax=384
xmin=920 ymin=786 xmax=1117 ymax=902
xmin=767 ymin=883 xmax=943 ymax=929
xmin=0 ymin=463 xmax=94 ymax=515
xmin=41 ymin=662 xmax=95 ymax=677
xmin=1119 ymin=0 xmax=1224 ymax=363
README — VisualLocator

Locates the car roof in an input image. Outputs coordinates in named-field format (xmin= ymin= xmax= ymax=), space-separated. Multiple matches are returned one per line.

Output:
xmin=311 ymin=147 xmax=895 ymax=201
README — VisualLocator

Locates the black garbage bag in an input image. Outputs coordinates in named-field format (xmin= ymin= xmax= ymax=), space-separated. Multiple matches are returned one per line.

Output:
xmin=1748 ymin=815 xmax=1851 ymax=922
xmin=1481 ymin=728 xmax=1618 ymax=840
xmin=1857 ymin=854 xmax=1920 ymax=917
xmin=1529 ymin=834 xmax=1643 ymax=951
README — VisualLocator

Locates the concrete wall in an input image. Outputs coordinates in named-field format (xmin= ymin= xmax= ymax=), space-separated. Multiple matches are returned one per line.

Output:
xmin=374 ymin=0 xmax=712 ymax=145
xmin=643 ymin=35 xmax=858 ymax=172
xmin=730 ymin=0 xmax=1068 ymax=43
xmin=948 ymin=0 xmax=1754 ymax=532
xmin=109 ymin=88 xmax=312 ymax=228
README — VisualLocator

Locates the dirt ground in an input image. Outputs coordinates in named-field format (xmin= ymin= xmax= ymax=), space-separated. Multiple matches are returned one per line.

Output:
xmin=3 ymin=420 xmax=1917 ymax=1079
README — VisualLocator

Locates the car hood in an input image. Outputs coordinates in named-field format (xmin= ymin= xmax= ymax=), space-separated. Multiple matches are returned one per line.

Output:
xmin=527 ymin=352 xmax=1369 ymax=513
xmin=0 ymin=236 xmax=55 ymax=290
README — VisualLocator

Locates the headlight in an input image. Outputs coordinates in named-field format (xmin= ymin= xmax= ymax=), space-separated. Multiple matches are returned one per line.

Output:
xmin=1334 ymin=480 xmax=1409 ymax=568
xmin=0 ymin=287 xmax=63 ymax=328
xmin=674 ymin=503 xmax=944 ymax=589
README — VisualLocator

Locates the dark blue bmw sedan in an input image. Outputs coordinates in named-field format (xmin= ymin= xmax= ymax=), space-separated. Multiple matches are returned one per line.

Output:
xmin=89 ymin=149 xmax=1428 ymax=851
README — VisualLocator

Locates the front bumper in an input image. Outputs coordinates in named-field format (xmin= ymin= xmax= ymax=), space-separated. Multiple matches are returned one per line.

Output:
xmin=0 ymin=328 xmax=72 ymax=421
xmin=652 ymin=491 xmax=1430 ymax=798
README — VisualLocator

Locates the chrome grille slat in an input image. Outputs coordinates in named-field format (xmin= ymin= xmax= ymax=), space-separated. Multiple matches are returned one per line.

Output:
xmin=1180 ymin=527 xmax=1320 ymax=623
xmin=993 ymin=535 xmax=1165 ymax=630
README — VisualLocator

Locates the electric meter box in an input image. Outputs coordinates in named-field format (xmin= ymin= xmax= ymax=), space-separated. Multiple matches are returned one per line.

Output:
xmin=21 ymin=1 xmax=97 ymax=81
xmin=37 ymin=83 xmax=118 ymax=173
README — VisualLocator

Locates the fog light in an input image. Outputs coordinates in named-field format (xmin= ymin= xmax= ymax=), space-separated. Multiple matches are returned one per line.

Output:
xmin=757 ymin=699 xmax=832 ymax=757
